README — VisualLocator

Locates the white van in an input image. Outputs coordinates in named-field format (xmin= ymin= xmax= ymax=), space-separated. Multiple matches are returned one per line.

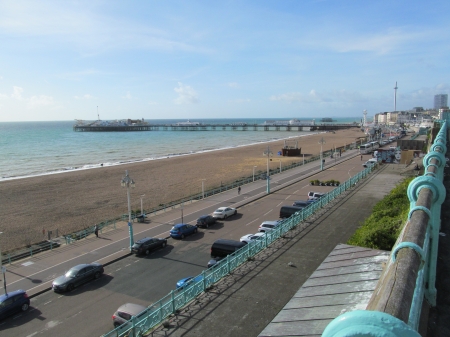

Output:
xmin=363 ymin=158 xmax=378 ymax=167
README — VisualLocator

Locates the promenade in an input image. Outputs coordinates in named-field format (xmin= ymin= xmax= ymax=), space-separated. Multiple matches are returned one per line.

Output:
xmin=1 ymin=146 xmax=446 ymax=336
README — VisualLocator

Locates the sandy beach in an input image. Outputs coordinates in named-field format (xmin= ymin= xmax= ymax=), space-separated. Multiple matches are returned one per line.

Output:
xmin=0 ymin=128 xmax=365 ymax=253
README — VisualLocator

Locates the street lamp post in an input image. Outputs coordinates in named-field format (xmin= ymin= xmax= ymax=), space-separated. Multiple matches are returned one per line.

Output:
xmin=121 ymin=170 xmax=135 ymax=250
xmin=319 ymin=137 xmax=326 ymax=171
xmin=201 ymin=179 xmax=206 ymax=199
xmin=140 ymin=194 xmax=145 ymax=215
xmin=279 ymin=160 xmax=282 ymax=173
xmin=263 ymin=146 xmax=272 ymax=194
xmin=0 ymin=232 xmax=6 ymax=294
xmin=253 ymin=166 xmax=257 ymax=182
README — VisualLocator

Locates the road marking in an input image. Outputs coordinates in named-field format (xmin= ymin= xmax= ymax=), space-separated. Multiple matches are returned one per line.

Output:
xmin=245 ymin=218 xmax=259 ymax=226
xmin=44 ymin=301 xmax=52 ymax=305
xmin=262 ymin=210 xmax=272 ymax=216
xmin=116 ymin=268 xmax=121 ymax=272
xmin=125 ymin=264 xmax=131 ymax=267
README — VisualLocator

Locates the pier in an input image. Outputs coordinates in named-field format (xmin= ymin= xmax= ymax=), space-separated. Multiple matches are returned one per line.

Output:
xmin=73 ymin=123 xmax=359 ymax=132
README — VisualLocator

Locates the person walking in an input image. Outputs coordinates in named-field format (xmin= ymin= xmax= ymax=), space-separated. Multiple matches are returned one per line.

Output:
xmin=238 ymin=186 xmax=241 ymax=195
xmin=361 ymin=154 xmax=363 ymax=161
xmin=94 ymin=225 xmax=99 ymax=238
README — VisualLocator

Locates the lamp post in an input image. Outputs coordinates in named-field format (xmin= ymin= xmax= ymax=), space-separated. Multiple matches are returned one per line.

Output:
xmin=181 ymin=203 xmax=184 ymax=223
xmin=319 ymin=137 xmax=326 ymax=171
xmin=121 ymin=170 xmax=135 ymax=250
xmin=253 ymin=166 xmax=257 ymax=182
xmin=0 ymin=232 xmax=6 ymax=294
xmin=263 ymin=146 xmax=273 ymax=194
xmin=140 ymin=194 xmax=145 ymax=215
xmin=201 ymin=179 xmax=206 ymax=199
xmin=279 ymin=160 xmax=282 ymax=173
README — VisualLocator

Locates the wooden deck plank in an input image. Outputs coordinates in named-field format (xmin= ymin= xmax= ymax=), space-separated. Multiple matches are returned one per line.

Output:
xmin=258 ymin=244 xmax=388 ymax=337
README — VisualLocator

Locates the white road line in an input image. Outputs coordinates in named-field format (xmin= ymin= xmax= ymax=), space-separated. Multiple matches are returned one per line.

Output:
xmin=116 ymin=268 xmax=121 ymax=272
xmin=43 ymin=301 xmax=52 ymax=305
xmin=245 ymin=218 xmax=259 ymax=226
xmin=262 ymin=210 xmax=272 ymax=217
xmin=125 ymin=264 xmax=131 ymax=267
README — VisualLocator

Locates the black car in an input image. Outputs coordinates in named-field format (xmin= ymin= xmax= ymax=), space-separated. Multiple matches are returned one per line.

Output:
xmin=131 ymin=237 xmax=167 ymax=255
xmin=196 ymin=215 xmax=216 ymax=228
xmin=52 ymin=263 xmax=104 ymax=292
xmin=0 ymin=289 xmax=30 ymax=320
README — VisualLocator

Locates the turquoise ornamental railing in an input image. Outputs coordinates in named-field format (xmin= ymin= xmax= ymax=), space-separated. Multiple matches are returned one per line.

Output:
xmin=102 ymin=162 xmax=378 ymax=337
xmin=322 ymin=121 xmax=447 ymax=337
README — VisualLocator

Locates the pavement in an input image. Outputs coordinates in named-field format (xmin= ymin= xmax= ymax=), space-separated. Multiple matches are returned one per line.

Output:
xmin=2 ymin=146 xmax=446 ymax=336
xmin=1 ymin=147 xmax=359 ymax=299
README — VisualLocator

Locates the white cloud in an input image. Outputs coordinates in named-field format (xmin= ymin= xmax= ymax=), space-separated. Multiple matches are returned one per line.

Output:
xmin=270 ymin=89 xmax=367 ymax=104
xmin=228 ymin=82 xmax=239 ymax=88
xmin=174 ymin=82 xmax=198 ymax=104
xmin=74 ymin=94 xmax=94 ymax=99
xmin=11 ymin=86 xmax=24 ymax=99
xmin=27 ymin=95 xmax=54 ymax=109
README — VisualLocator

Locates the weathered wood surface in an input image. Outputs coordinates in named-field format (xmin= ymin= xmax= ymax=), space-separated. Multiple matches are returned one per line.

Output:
xmin=259 ymin=244 xmax=388 ymax=337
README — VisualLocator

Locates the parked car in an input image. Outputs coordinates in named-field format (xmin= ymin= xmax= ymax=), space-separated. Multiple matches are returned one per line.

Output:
xmin=52 ymin=263 xmax=104 ymax=292
xmin=131 ymin=237 xmax=167 ymax=255
xmin=0 ymin=289 xmax=30 ymax=320
xmin=292 ymin=200 xmax=313 ymax=207
xmin=176 ymin=275 xmax=204 ymax=289
xmin=207 ymin=256 xmax=224 ymax=268
xmin=240 ymin=232 xmax=265 ymax=244
xmin=258 ymin=220 xmax=282 ymax=232
xmin=212 ymin=207 xmax=237 ymax=219
xmin=307 ymin=191 xmax=325 ymax=200
xmin=210 ymin=239 xmax=246 ymax=257
xmin=279 ymin=206 xmax=304 ymax=218
xmin=196 ymin=215 xmax=217 ymax=228
xmin=170 ymin=223 xmax=198 ymax=239
xmin=363 ymin=158 xmax=378 ymax=167
xmin=112 ymin=303 xmax=147 ymax=328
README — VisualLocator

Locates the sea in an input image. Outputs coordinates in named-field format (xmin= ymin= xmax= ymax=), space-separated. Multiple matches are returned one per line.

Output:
xmin=0 ymin=117 xmax=360 ymax=181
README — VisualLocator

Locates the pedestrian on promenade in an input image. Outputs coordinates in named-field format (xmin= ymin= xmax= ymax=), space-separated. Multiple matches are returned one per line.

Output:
xmin=238 ymin=186 xmax=241 ymax=195
xmin=94 ymin=225 xmax=99 ymax=238
xmin=361 ymin=155 xmax=363 ymax=161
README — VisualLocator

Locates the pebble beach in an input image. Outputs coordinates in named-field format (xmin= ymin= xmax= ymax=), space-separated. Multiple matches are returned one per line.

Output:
xmin=0 ymin=128 xmax=364 ymax=253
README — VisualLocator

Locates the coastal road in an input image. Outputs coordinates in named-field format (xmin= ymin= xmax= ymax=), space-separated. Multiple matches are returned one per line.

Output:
xmin=0 ymin=152 xmax=372 ymax=336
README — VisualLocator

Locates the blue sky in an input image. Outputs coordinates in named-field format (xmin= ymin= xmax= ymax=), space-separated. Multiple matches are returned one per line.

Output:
xmin=0 ymin=0 xmax=449 ymax=122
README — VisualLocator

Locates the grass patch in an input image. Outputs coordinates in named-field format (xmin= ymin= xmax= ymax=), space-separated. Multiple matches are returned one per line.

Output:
xmin=347 ymin=177 xmax=414 ymax=251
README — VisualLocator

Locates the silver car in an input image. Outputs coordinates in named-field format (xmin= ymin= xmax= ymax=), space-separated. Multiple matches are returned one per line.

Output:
xmin=212 ymin=207 xmax=237 ymax=219
xmin=113 ymin=303 xmax=147 ymax=328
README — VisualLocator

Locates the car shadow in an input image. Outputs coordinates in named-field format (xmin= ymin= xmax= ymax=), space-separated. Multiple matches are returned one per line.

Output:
xmin=58 ymin=274 xmax=114 ymax=296
xmin=136 ymin=245 xmax=175 ymax=259
xmin=0 ymin=307 xmax=44 ymax=331
xmin=199 ymin=222 xmax=224 ymax=231
xmin=180 ymin=231 xmax=205 ymax=241
xmin=223 ymin=213 xmax=243 ymax=221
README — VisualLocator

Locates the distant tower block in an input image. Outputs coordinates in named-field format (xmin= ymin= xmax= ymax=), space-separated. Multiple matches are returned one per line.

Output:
xmin=394 ymin=82 xmax=398 ymax=111
xmin=363 ymin=110 xmax=368 ymax=127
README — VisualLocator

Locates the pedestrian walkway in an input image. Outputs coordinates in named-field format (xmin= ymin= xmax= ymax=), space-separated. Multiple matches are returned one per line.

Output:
xmin=2 ymin=148 xmax=360 ymax=298
xmin=149 ymin=164 xmax=406 ymax=337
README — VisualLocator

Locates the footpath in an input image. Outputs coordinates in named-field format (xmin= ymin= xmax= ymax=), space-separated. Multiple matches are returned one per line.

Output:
xmin=2 ymin=148 xmax=446 ymax=336
xmin=149 ymin=162 xmax=408 ymax=337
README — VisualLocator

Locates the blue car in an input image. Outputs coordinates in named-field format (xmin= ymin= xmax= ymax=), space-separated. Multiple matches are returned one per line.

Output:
xmin=170 ymin=223 xmax=198 ymax=239
xmin=0 ymin=289 xmax=30 ymax=320
xmin=176 ymin=275 xmax=204 ymax=289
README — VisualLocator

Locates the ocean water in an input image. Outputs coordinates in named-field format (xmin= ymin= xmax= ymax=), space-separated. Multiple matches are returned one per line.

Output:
xmin=0 ymin=117 xmax=359 ymax=181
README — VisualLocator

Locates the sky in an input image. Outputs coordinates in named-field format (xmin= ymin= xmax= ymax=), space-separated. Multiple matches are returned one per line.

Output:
xmin=0 ymin=0 xmax=449 ymax=122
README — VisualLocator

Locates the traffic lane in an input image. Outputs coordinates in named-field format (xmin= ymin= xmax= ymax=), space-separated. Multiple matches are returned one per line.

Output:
xmin=0 ymin=213 xmax=267 ymax=336
xmin=1 ymin=157 xmax=367 ymax=335
xmin=3 ymin=154 xmax=331 ymax=295
xmin=0 ymin=240 xmax=210 ymax=337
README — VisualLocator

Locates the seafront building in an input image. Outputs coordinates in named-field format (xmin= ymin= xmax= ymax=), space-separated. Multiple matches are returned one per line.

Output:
xmin=434 ymin=94 xmax=448 ymax=109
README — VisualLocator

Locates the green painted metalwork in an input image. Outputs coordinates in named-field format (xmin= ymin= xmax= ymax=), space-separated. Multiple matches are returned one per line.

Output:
xmin=101 ymin=162 xmax=378 ymax=336
xmin=322 ymin=121 xmax=448 ymax=335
